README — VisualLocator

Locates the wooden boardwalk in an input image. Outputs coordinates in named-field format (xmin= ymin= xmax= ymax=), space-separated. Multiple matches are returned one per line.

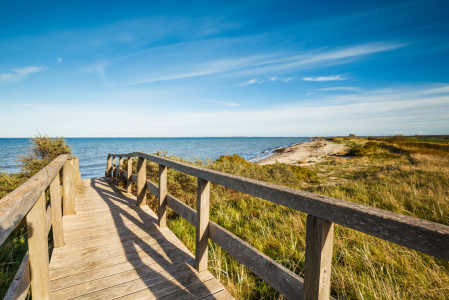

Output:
xmin=49 ymin=177 xmax=233 ymax=300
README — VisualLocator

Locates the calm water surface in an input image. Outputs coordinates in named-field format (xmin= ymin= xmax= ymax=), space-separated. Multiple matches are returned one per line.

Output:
xmin=0 ymin=137 xmax=310 ymax=178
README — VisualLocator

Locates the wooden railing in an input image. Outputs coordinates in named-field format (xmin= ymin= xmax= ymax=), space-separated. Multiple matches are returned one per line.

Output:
xmin=0 ymin=155 xmax=80 ymax=300
xmin=107 ymin=152 xmax=449 ymax=300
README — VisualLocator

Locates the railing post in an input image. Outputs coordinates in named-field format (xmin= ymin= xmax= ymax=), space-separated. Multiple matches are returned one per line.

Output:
xmin=158 ymin=164 xmax=167 ymax=227
xmin=195 ymin=178 xmax=210 ymax=272
xmin=73 ymin=156 xmax=81 ymax=181
xmin=27 ymin=192 xmax=50 ymax=299
xmin=127 ymin=157 xmax=133 ymax=193
xmin=50 ymin=172 xmax=64 ymax=247
xmin=106 ymin=155 xmax=112 ymax=178
xmin=118 ymin=157 xmax=124 ymax=186
xmin=136 ymin=156 xmax=147 ymax=206
xmin=112 ymin=157 xmax=117 ymax=179
xmin=304 ymin=215 xmax=334 ymax=300
xmin=63 ymin=159 xmax=76 ymax=215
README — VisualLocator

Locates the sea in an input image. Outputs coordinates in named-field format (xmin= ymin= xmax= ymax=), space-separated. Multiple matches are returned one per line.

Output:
xmin=0 ymin=137 xmax=311 ymax=178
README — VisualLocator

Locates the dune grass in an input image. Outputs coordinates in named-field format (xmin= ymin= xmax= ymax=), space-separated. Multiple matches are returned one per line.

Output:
xmin=126 ymin=139 xmax=449 ymax=299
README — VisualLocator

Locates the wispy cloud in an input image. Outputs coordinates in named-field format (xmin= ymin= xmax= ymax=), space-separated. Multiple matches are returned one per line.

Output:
xmin=0 ymin=66 xmax=46 ymax=84
xmin=205 ymin=100 xmax=240 ymax=106
xmin=57 ymin=58 xmax=62 ymax=64
xmin=316 ymin=86 xmax=360 ymax=92
xmin=303 ymin=75 xmax=346 ymax=81
xmin=237 ymin=79 xmax=259 ymax=86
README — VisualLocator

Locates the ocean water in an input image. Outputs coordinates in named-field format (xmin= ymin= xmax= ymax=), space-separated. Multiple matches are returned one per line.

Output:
xmin=0 ymin=137 xmax=310 ymax=178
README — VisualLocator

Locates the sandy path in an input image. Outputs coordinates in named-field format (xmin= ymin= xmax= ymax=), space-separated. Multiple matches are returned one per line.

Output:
xmin=256 ymin=140 xmax=347 ymax=166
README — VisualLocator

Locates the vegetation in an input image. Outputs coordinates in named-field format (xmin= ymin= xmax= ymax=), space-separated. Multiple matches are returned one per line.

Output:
xmin=124 ymin=138 xmax=449 ymax=299
xmin=0 ymin=134 xmax=71 ymax=298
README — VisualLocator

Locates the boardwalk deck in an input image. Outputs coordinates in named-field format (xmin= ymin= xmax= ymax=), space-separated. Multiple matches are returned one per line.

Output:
xmin=49 ymin=177 xmax=233 ymax=300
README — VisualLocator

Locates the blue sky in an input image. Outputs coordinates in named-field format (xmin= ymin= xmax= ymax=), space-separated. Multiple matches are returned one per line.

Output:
xmin=1 ymin=0 xmax=448 ymax=137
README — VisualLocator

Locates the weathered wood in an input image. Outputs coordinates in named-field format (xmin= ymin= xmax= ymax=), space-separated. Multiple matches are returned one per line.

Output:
xmin=50 ymin=173 xmax=64 ymax=248
xmin=146 ymin=179 xmax=159 ymax=196
xmin=304 ymin=215 xmax=334 ymax=300
xmin=27 ymin=192 xmax=50 ymax=300
xmin=4 ymin=252 xmax=30 ymax=300
xmin=196 ymin=178 xmax=210 ymax=272
xmin=209 ymin=221 xmax=305 ymax=300
xmin=136 ymin=157 xmax=146 ymax=206
xmin=158 ymin=164 xmax=167 ymax=227
xmin=167 ymin=194 xmax=196 ymax=226
xmin=0 ymin=154 xmax=68 ymax=245
xmin=112 ymin=157 xmax=117 ymax=178
xmin=126 ymin=157 xmax=133 ymax=193
xmin=108 ymin=152 xmax=449 ymax=261
xmin=63 ymin=160 xmax=75 ymax=215
xmin=106 ymin=156 xmax=112 ymax=177
xmin=118 ymin=157 xmax=124 ymax=186
xmin=165 ymin=193 xmax=304 ymax=299
xmin=73 ymin=156 xmax=81 ymax=181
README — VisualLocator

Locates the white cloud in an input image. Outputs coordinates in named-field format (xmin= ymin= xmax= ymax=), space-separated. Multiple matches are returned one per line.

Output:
xmin=0 ymin=66 xmax=46 ymax=84
xmin=316 ymin=86 xmax=360 ymax=92
xmin=303 ymin=75 xmax=346 ymax=81
xmin=237 ymin=79 xmax=258 ymax=86
xmin=205 ymin=100 xmax=240 ymax=106
xmin=57 ymin=58 xmax=62 ymax=64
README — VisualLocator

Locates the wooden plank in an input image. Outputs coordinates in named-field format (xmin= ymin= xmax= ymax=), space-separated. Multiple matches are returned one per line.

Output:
xmin=157 ymin=278 xmax=224 ymax=300
xmin=136 ymin=156 xmax=146 ymax=206
xmin=26 ymin=192 xmax=50 ymax=299
xmin=167 ymin=194 xmax=196 ymax=226
xmin=196 ymin=178 xmax=210 ymax=272
xmin=159 ymin=165 xmax=167 ymax=227
xmin=209 ymin=221 xmax=304 ymax=300
xmin=62 ymin=160 xmax=75 ymax=216
xmin=108 ymin=152 xmax=449 ymax=261
xmin=165 ymin=195 xmax=303 ymax=299
xmin=118 ymin=157 xmax=124 ymax=186
xmin=202 ymin=290 xmax=235 ymax=300
xmin=3 ymin=253 xmax=30 ymax=300
xmin=304 ymin=215 xmax=334 ymax=300
xmin=127 ymin=157 xmax=133 ymax=193
xmin=50 ymin=244 xmax=192 ymax=281
xmin=73 ymin=156 xmax=81 ymax=181
xmin=51 ymin=252 xmax=194 ymax=291
xmin=106 ymin=156 xmax=112 ymax=177
xmin=112 ymin=157 xmax=117 ymax=178
xmin=0 ymin=154 xmax=68 ymax=245
xmin=147 ymin=179 xmax=159 ymax=196
xmin=88 ymin=266 xmax=214 ymax=300
xmin=50 ymin=173 xmax=64 ymax=248
xmin=50 ymin=260 xmax=197 ymax=300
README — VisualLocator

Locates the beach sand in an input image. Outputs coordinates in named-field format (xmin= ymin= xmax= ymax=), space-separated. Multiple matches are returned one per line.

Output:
xmin=256 ymin=140 xmax=348 ymax=166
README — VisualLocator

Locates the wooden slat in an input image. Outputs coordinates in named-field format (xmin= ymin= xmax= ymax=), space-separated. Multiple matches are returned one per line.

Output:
xmin=62 ymin=160 xmax=75 ymax=216
xmin=0 ymin=154 xmax=68 ymax=245
xmin=158 ymin=164 xmax=167 ymax=227
xmin=136 ymin=157 xmax=146 ymax=206
xmin=50 ymin=173 xmax=64 ymax=248
xmin=27 ymin=192 xmax=51 ymax=299
xmin=196 ymin=178 xmax=210 ymax=272
xmin=106 ymin=156 xmax=112 ymax=177
xmin=147 ymin=179 xmax=159 ymax=196
xmin=126 ymin=158 xmax=133 ymax=193
xmin=109 ymin=152 xmax=449 ymax=261
xmin=165 ymin=193 xmax=303 ymax=299
xmin=304 ymin=215 xmax=334 ymax=300
xmin=4 ymin=204 xmax=54 ymax=300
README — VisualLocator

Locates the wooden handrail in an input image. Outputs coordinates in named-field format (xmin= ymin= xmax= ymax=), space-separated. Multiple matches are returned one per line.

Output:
xmin=0 ymin=154 xmax=80 ymax=300
xmin=110 ymin=152 xmax=449 ymax=300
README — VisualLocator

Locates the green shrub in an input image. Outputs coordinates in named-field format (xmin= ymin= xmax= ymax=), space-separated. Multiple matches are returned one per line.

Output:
xmin=19 ymin=134 xmax=72 ymax=175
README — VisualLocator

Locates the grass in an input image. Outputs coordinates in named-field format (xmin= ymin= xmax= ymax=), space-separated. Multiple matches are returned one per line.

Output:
xmin=124 ymin=140 xmax=449 ymax=299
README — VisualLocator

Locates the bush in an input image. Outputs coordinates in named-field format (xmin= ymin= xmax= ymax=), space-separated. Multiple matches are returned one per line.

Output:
xmin=19 ymin=134 xmax=72 ymax=175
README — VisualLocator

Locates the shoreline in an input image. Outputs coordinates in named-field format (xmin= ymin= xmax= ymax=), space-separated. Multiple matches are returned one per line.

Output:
xmin=255 ymin=139 xmax=348 ymax=166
